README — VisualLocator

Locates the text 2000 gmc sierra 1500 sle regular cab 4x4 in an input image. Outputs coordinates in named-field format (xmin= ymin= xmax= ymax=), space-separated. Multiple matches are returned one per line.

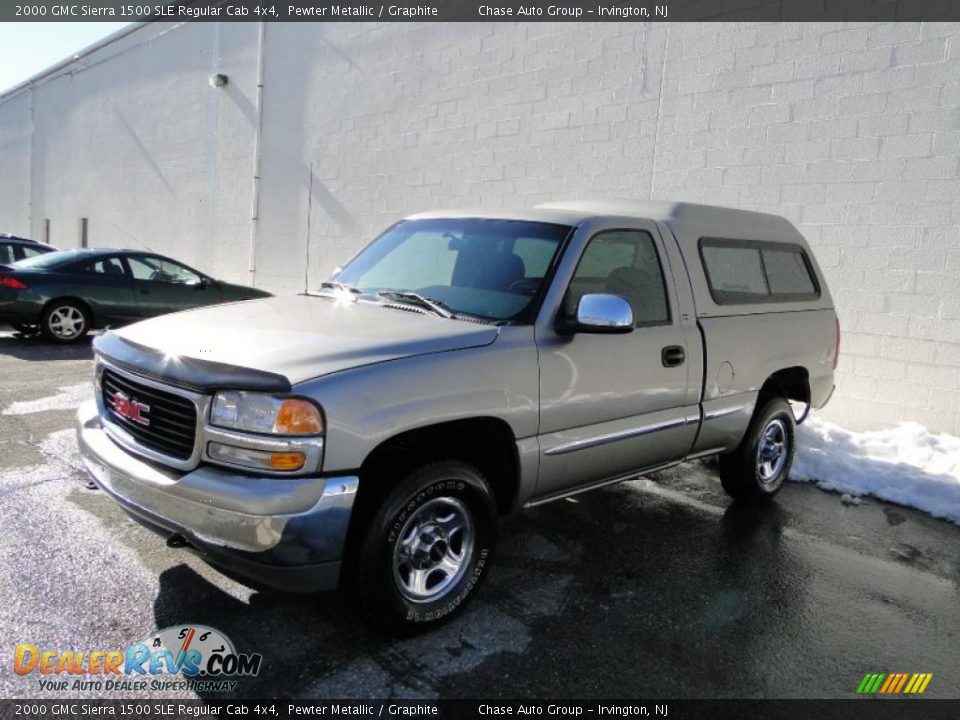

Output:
xmin=77 ymin=200 xmax=838 ymax=634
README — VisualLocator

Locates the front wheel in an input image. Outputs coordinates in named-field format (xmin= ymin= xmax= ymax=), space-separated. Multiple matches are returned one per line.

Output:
xmin=41 ymin=301 xmax=90 ymax=343
xmin=719 ymin=397 xmax=796 ymax=502
xmin=350 ymin=461 xmax=497 ymax=636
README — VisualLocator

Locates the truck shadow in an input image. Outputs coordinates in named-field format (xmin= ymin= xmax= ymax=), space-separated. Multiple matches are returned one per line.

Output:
xmin=151 ymin=481 xmax=806 ymax=699
xmin=0 ymin=331 xmax=94 ymax=361
xmin=151 ymin=564 xmax=375 ymax=699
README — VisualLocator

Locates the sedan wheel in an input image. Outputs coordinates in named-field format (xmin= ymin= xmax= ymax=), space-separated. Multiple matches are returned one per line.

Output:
xmin=42 ymin=302 xmax=90 ymax=343
xmin=12 ymin=323 xmax=40 ymax=337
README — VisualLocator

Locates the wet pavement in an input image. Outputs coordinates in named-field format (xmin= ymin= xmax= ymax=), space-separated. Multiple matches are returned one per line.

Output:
xmin=1 ymin=330 xmax=958 ymax=700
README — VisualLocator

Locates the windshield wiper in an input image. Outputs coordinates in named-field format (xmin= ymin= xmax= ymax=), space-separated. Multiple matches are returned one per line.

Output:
xmin=376 ymin=290 xmax=456 ymax=319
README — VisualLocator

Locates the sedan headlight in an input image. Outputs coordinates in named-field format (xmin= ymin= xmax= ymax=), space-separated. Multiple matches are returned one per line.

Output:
xmin=210 ymin=391 xmax=324 ymax=435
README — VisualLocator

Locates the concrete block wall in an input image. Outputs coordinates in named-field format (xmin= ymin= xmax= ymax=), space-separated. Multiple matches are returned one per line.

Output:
xmin=0 ymin=92 xmax=31 ymax=234
xmin=648 ymin=22 xmax=960 ymax=433
xmin=271 ymin=23 xmax=668 ymax=287
xmin=0 ymin=21 xmax=958 ymax=434
xmin=0 ymin=22 xmax=259 ymax=281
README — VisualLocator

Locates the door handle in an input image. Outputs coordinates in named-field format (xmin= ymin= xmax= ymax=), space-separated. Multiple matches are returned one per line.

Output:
xmin=661 ymin=345 xmax=685 ymax=367
xmin=139 ymin=287 xmax=151 ymax=294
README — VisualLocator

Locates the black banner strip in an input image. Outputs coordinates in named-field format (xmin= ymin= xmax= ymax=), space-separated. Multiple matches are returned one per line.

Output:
xmin=5 ymin=0 xmax=960 ymax=22
xmin=2 ymin=699 xmax=960 ymax=720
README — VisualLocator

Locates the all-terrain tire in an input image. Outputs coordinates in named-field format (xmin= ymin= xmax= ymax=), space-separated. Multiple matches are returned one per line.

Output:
xmin=719 ymin=397 xmax=796 ymax=503
xmin=349 ymin=460 xmax=497 ymax=636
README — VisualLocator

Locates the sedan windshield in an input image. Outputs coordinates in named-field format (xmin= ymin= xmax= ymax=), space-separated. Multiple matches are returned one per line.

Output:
xmin=330 ymin=219 xmax=571 ymax=322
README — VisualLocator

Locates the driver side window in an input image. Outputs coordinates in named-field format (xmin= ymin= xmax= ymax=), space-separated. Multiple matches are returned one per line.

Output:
xmin=127 ymin=256 xmax=202 ymax=285
xmin=567 ymin=230 xmax=671 ymax=326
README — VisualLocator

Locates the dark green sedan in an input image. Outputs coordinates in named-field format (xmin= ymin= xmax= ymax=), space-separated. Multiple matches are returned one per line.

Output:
xmin=0 ymin=249 xmax=272 ymax=342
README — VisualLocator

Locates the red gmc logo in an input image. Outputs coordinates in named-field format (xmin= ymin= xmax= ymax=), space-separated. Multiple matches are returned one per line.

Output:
xmin=110 ymin=391 xmax=150 ymax=427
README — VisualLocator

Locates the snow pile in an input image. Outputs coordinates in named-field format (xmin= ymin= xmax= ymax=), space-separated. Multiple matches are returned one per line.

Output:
xmin=793 ymin=415 xmax=960 ymax=525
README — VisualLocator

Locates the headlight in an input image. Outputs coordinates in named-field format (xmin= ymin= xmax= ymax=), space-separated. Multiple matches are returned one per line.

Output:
xmin=210 ymin=392 xmax=324 ymax=435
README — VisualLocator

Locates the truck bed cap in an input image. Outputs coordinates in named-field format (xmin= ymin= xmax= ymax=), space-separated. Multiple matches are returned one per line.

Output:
xmin=407 ymin=199 xmax=798 ymax=238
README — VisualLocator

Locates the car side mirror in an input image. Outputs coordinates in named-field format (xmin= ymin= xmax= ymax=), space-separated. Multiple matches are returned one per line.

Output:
xmin=566 ymin=293 xmax=634 ymax=334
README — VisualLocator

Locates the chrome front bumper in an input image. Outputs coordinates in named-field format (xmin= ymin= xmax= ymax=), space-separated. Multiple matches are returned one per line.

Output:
xmin=76 ymin=399 xmax=357 ymax=592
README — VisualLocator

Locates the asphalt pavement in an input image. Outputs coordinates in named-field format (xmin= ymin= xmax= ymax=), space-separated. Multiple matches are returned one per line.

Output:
xmin=1 ymin=330 xmax=958 ymax=700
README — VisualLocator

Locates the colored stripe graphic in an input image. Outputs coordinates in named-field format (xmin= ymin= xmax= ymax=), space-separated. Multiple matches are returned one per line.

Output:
xmin=857 ymin=672 xmax=933 ymax=694
xmin=905 ymin=673 xmax=933 ymax=694
xmin=857 ymin=673 xmax=886 ymax=694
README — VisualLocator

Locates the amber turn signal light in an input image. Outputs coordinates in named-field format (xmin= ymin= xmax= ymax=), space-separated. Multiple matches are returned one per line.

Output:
xmin=269 ymin=452 xmax=306 ymax=471
xmin=275 ymin=399 xmax=324 ymax=435
xmin=208 ymin=442 xmax=307 ymax=472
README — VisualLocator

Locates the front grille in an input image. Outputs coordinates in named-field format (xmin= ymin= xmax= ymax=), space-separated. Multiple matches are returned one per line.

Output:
xmin=101 ymin=368 xmax=197 ymax=461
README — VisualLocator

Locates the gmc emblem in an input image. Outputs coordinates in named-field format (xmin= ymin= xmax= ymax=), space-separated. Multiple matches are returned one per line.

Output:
xmin=110 ymin=391 xmax=151 ymax=427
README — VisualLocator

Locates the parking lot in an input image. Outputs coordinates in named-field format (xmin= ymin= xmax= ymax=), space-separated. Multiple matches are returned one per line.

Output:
xmin=1 ymin=330 xmax=958 ymax=700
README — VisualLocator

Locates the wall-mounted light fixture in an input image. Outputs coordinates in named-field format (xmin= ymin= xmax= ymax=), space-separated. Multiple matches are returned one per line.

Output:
xmin=209 ymin=73 xmax=228 ymax=88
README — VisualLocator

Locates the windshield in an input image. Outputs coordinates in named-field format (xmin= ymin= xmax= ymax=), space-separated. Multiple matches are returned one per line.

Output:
xmin=331 ymin=218 xmax=571 ymax=322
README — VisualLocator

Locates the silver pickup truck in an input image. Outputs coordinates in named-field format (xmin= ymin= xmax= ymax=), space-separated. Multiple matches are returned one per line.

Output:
xmin=77 ymin=200 xmax=838 ymax=634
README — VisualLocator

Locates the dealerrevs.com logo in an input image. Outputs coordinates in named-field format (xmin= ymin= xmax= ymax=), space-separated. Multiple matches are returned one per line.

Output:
xmin=14 ymin=625 xmax=262 ymax=693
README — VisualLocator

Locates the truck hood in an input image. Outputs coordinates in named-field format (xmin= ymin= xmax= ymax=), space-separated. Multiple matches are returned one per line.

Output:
xmin=102 ymin=294 xmax=499 ymax=387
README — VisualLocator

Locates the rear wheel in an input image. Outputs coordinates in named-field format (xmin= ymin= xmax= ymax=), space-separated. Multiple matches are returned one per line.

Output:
xmin=41 ymin=301 xmax=90 ymax=343
xmin=12 ymin=323 xmax=40 ymax=336
xmin=719 ymin=397 xmax=795 ymax=502
xmin=349 ymin=460 xmax=497 ymax=636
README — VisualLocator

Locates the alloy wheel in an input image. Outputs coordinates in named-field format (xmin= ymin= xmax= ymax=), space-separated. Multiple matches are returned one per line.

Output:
xmin=47 ymin=306 xmax=86 ymax=340
xmin=756 ymin=418 xmax=787 ymax=483
xmin=392 ymin=496 xmax=475 ymax=603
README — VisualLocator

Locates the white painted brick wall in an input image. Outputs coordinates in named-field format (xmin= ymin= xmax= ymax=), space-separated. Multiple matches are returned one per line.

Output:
xmin=0 ymin=23 xmax=258 ymax=281
xmin=647 ymin=22 xmax=960 ymax=434
xmin=0 ymin=92 xmax=31 ymax=234
xmin=0 ymin=21 xmax=958 ymax=435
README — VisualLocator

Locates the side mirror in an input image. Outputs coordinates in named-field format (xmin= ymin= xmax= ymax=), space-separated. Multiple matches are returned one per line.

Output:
xmin=567 ymin=293 xmax=634 ymax=334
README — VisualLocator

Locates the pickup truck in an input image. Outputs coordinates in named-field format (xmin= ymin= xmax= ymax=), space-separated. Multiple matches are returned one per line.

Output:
xmin=76 ymin=200 xmax=838 ymax=635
